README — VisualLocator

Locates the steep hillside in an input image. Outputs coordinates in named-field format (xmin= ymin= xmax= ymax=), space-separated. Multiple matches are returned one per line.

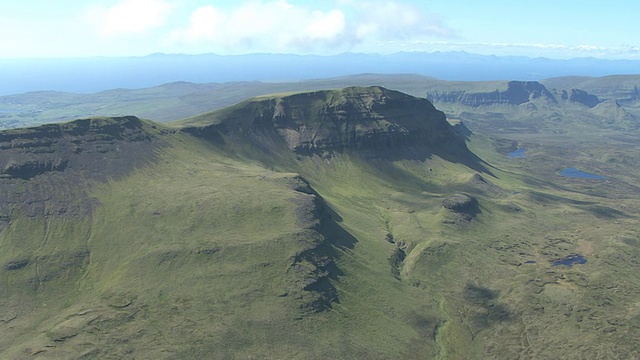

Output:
xmin=1 ymin=87 xmax=639 ymax=359
xmin=179 ymin=86 xmax=472 ymax=161
xmin=426 ymin=81 xmax=557 ymax=107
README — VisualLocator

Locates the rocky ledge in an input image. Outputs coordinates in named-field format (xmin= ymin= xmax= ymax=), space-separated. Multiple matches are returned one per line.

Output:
xmin=184 ymin=86 xmax=469 ymax=158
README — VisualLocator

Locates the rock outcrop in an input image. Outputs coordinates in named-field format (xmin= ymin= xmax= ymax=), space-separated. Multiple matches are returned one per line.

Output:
xmin=0 ymin=116 xmax=154 ymax=180
xmin=426 ymin=81 xmax=556 ymax=107
xmin=442 ymin=193 xmax=480 ymax=220
xmin=284 ymin=175 xmax=354 ymax=313
xmin=0 ymin=116 xmax=159 ymax=219
xmin=183 ymin=86 xmax=469 ymax=158
xmin=562 ymin=89 xmax=601 ymax=107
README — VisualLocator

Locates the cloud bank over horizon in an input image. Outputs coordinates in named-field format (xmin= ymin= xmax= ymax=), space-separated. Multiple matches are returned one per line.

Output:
xmin=87 ymin=0 xmax=457 ymax=54
xmin=0 ymin=0 xmax=638 ymax=60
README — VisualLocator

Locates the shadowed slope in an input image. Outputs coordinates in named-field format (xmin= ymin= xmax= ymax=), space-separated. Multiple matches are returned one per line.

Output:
xmin=179 ymin=86 xmax=491 ymax=172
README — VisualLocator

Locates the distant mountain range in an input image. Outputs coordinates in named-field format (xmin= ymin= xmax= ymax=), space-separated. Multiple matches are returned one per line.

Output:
xmin=1 ymin=51 xmax=640 ymax=96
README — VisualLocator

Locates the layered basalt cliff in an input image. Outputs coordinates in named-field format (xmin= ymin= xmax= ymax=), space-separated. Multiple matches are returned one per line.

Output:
xmin=426 ymin=81 xmax=557 ymax=107
xmin=0 ymin=116 xmax=154 ymax=180
xmin=0 ymin=116 xmax=158 ymax=219
xmin=183 ymin=86 xmax=469 ymax=158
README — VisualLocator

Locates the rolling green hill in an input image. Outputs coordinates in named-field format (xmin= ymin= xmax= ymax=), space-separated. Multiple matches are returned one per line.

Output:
xmin=0 ymin=74 xmax=438 ymax=129
xmin=1 ymin=86 xmax=639 ymax=359
xmin=2 ymin=74 xmax=639 ymax=136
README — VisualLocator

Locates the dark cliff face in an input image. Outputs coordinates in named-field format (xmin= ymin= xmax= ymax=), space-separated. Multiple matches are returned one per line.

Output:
xmin=564 ymin=89 xmax=602 ymax=108
xmin=426 ymin=81 xmax=557 ymax=107
xmin=0 ymin=116 xmax=159 ymax=219
xmin=185 ymin=86 xmax=469 ymax=158
xmin=0 ymin=116 xmax=154 ymax=180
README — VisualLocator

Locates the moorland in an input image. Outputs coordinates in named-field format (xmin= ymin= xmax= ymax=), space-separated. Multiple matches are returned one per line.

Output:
xmin=0 ymin=74 xmax=639 ymax=359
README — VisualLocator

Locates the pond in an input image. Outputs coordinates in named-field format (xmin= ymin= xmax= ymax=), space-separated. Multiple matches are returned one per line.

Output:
xmin=552 ymin=254 xmax=587 ymax=267
xmin=507 ymin=148 xmax=526 ymax=158
xmin=559 ymin=167 xmax=606 ymax=180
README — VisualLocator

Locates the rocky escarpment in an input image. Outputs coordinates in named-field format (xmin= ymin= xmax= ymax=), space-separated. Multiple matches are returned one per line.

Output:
xmin=559 ymin=89 xmax=602 ymax=108
xmin=426 ymin=81 xmax=556 ymax=107
xmin=274 ymin=175 xmax=355 ymax=314
xmin=0 ymin=116 xmax=159 ymax=219
xmin=183 ymin=86 xmax=469 ymax=158
xmin=442 ymin=193 xmax=480 ymax=222
xmin=0 ymin=116 xmax=154 ymax=180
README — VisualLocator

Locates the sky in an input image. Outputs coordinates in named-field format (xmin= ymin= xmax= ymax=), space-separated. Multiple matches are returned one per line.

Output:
xmin=1 ymin=0 xmax=639 ymax=59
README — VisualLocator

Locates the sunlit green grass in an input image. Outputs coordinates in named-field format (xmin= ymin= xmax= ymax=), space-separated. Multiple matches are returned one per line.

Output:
xmin=2 ymin=82 xmax=640 ymax=358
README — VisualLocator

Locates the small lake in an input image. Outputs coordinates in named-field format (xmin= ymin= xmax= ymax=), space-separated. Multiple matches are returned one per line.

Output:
xmin=552 ymin=254 xmax=587 ymax=267
xmin=559 ymin=167 xmax=606 ymax=180
xmin=507 ymin=148 xmax=526 ymax=158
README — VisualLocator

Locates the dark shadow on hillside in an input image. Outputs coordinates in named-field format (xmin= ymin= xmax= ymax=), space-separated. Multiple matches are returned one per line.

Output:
xmin=451 ymin=121 xmax=474 ymax=141
xmin=297 ymin=177 xmax=357 ymax=251
xmin=464 ymin=284 xmax=513 ymax=332
xmin=180 ymin=124 xmax=226 ymax=146
xmin=348 ymin=143 xmax=496 ymax=178
xmin=442 ymin=193 xmax=481 ymax=220
xmin=528 ymin=191 xmax=596 ymax=206
xmin=581 ymin=204 xmax=630 ymax=219
xmin=365 ymin=157 xmax=449 ymax=194
xmin=524 ymin=187 xmax=631 ymax=219
xmin=316 ymin=206 xmax=357 ymax=251
xmin=291 ymin=212 xmax=357 ymax=313
xmin=289 ymin=180 xmax=357 ymax=314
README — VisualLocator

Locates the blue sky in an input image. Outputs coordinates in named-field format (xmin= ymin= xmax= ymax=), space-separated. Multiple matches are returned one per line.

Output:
xmin=1 ymin=0 xmax=638 ymax=59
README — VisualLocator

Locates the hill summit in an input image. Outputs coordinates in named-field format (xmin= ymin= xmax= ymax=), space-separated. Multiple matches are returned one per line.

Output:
xmin=180 ymin=86 xmax=469 ymax=159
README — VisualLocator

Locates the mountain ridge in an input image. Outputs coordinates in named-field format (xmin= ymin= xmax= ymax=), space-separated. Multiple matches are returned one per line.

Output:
xmin=180 ymin=86 xmax=471 ymax=161
xmin=1 ymin=85 xmax=640 ymax=359
xmin=2 ymin=74 xmax=639 ymax=130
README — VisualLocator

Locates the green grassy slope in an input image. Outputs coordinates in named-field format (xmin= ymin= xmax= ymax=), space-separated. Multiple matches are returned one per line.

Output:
xmin=0 ymin=110 xmax=446 ymax=358
xmin=177 ymin=87 xmax=640 ymax=358
xmin=1 ymin=86 xmax=639 ymax=359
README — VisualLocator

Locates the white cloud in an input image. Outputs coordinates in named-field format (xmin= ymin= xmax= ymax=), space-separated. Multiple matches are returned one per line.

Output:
xmin=87 ymin=0 xmax=174 ymax=37
xmin=347 ymin=1 xmax=455 ymax=40
xmin=168 ymin=0 xmax=454 ymax=54
xmin=170 ymin=1 xmax=347 ymax=52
